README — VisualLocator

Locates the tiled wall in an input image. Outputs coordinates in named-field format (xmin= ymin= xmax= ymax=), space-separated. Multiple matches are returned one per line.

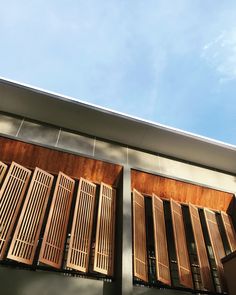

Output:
xmin=0 ymin=112 xmax=236 ymax=193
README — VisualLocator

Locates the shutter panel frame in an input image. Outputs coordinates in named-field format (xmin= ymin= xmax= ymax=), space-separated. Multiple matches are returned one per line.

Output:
xmin=39 ymin=172 xmax=75 ymax=269
xmin=7 ymin=167 xmax=54 ymax=265
xmin=220 ymin=211 xmax=236 ymax=252
xmin=189 ymin=203 xmax=214 ymax=292
xmin=66 ymin=177 xmax=96 ymax=272
xmin=152 ymin=194 xmax=171 ymax=285
xmin=0 ymin=161 xmax=7 ymax=185
xmin=170 ymin=199 xmax=193 ymax=289
xmin=0 ymin=162 xmax=31 ymax=260
xmin=132 ymin=189 xmax=148 ymax=282
xmin=204 ymin=208 xmax=226 ymax=292
xmin=94 ymin=182 xmax=116 ymax=276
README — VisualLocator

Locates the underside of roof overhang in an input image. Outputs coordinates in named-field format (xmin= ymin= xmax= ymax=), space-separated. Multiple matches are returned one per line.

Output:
xmin=0 ymin=77 xmax=236 ymax=174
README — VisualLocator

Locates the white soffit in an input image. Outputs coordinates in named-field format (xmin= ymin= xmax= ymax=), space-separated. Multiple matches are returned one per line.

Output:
xmin=0 ymin=77 xmax=236 ymax=174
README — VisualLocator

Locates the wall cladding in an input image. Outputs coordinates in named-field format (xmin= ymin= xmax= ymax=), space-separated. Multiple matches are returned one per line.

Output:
xmin=1 ymin=111 xmax=236 ymax=194
xmin=0 ymin=136 xmax=122 ymax=187
xmin=0 ymin=267 xmax=104 ymax=295
xmin=131 ymin=170 xmax=234 ymax=212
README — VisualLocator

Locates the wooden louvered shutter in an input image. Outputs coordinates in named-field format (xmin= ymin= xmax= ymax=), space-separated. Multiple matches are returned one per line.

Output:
xmin=0 ymin=161 xmax=7 ymax=185
xmin=0 ymin=162 xmax=31 ymax=259
xmin=204 ymin=209 xmax=226 ymax=291
xmin=221 ymin=211 xmax=236 ymax=252
xmin=94 ymin=183 xmax=116 ymax=276
xmin=7 ymin=168 xmax=53 ymax=264
xmin=66 ymin=178 xmax=96 ymax=272
xmin=170 ymin=199 xmax=193 ymax=289
xmin=152 ymin=194 xmax=171 ymax=285
xmin=189 ymin=204 xmax=214 ymax=291
xmin=132 ymin=189 xmax=148 ymax=282
xmin=39 ymin=172 xmax=75 ymax=269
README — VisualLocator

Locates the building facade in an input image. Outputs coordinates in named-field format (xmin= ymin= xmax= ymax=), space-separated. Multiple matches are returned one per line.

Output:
xmin=0 ymin=78 xmax=236 ymax=295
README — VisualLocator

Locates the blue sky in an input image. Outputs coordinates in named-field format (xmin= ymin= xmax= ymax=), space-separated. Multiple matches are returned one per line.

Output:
xmin=1 ymin=1 xmax=236 ymax=145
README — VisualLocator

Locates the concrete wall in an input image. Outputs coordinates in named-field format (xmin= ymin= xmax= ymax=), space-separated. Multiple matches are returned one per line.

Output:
xmin=0 ymin=266 xmax=104 ymax=295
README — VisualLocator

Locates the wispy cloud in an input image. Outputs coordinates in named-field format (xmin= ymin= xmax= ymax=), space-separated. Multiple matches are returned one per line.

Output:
xmin=202 ymin=29 xmax=236 ymax=82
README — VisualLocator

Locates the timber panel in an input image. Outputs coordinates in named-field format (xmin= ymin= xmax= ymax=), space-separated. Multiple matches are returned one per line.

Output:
xmin=94 ymin=183 xmax=116 ymax=276
xmin=131 ymin=170 xmax=233 ymax=212
xmin=0 ymin=136 xmax=122 ymax=187
xmin=0 ymin=162 xmax=31 ymax=259
xmin=170 ymin=199 xmax=193 ymax=289
xmin=132 ymin=189 xmax=148 ymax=282
xmin=221 ymin=211 xmax=236 ymax=252
xmin=152 ymin=194 xmax=171 ymax=285
xmin=189 ymin=204 xmax=214 ymax=291
xmin=39 ymin=172 xmax=75 ymax=269
xmin=66 ymin=178 xmax=96 ymax=272
xmin=7 ymin=168 xmax=53 ymax=264
xmin=0 ymin=161 xmax=7 ymax=185
xmin=204 ymin=209 xmax=226 ymax=291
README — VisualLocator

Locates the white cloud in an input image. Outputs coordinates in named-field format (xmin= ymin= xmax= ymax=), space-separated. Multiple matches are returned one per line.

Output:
xmin=202 ymin=29 xmax=236 ymax=82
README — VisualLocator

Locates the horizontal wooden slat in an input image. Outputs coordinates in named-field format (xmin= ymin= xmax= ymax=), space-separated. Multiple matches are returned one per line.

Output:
xmin=94 ymin=183 xmax=116 ymax=276
xmin=0 ymin=161 xmax=7 ymax=185
xmin=170 ymin=199 xmax=193 ymax=289
xmin=66 ymin=178 xmax=96 ymax=272
xmin=221 ymin=211 xmax=236 ymax=252
xmin=152 ymin=194 xmax=171 ymax=285
xmin=0 ymin=162 xmax=31 ymax=259
xmin=189 ymin=203 xmax=214 ymax=291
xmin=7 ymin=167 xmax=54 ymax=265
xmin=204 ymin=209 xmax=226 ymax=292
xmin=132 ymin=189 xmax=148 ymax=282
xmin=39 ymin=172 xmax=75 ymax=269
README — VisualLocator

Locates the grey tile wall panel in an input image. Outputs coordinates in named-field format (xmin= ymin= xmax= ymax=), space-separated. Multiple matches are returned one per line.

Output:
xmin=0 ymin=113 xmax=22 ymax=136
xmin=0 ymin=267 xmax=104 ymax=295
xmin=94 ymin=140 xmax=127 ymax=164
xmin=128 ymin=149 xmax=159 ymax=172
xmin=57 ymin=130 xmax=94 ymax=156
xmin=18 ymin=120 xmax=59 ymax=146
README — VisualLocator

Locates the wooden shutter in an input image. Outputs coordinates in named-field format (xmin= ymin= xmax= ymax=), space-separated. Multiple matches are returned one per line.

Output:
xmin=221 ymin=211 xmax=236 ymax=252
xmin=170 ymin=199 xmax=193 ymax=289
xmin=39 ymin=172 xmax=75 ymax=269
xmin=0 ymin=162 xmax=31 ymax=259
xmin=0 ymin=161 xmax=7 ymax=185
xmin=152 ymin=194 xmax=171 ymax=285
xmin=7 ymin=167 xmax=53 ymax=265
xmin=94 ymin=183 xmax=116 ymax=276
xmin=204 ymin=209 xmax=226 ymax=291
xmin=66 ymin=178 xmax=96 ymax=272
xmin=189 ymin=204 xmax=214 ymax=291
xmin=132 ymin=189 xmax=148 ymax=282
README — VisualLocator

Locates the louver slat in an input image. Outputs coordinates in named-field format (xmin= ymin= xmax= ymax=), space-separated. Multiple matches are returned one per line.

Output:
xmin=170 ymin=199 xmax=193 ymax=289
xmin=66 ymin=178 xmax=96 ymax=272
xmin=132 ymin=189 xmax=148 ymax=282
xmin=152 ymin=194 xmax=171 ymax=285
xmin=0 ymin=161 xmax=7 ymax=185
xmin=221 ymin=211 xmax=236 ymax=252
xmin=94 ymin=183 xmax=116 ymax=276
xmin=204 ymin=209 xmax=226 ymax=291
xmin=7 ymin=168 xmax=53 ymax=265
xmin=189 ymin=204 xmax=214 ymax=291
xmin=0 ymin=162 xmax=31 ymax=259
xmin=39 ymin=172 xmax=75 ymax=269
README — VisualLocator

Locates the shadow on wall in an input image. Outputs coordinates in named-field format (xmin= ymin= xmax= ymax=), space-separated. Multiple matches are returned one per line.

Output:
xmin=133 ymin=286 xmax=189 ymax=295
xmin=0 ymin=113 xmax=23 ymax=137
xmin=0 ymin=266 xmax=104 ymax=295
